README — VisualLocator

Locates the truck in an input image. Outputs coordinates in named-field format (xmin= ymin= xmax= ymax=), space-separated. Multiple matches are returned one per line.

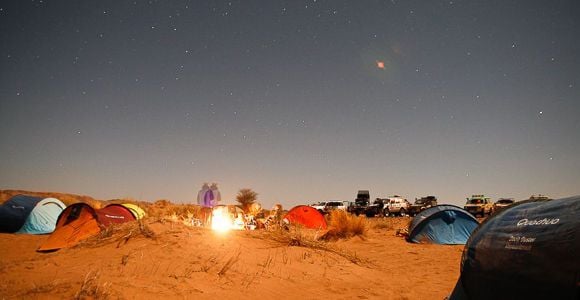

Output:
xmin=347 ymin=190 xmax=370 ymax=216
xmin=322 ymin=201 xmax=348 ymax=214
xmin=364 ymin=198 xmax=386 ymax=217
xmin=310 ymin=202 xmax=326 ymax=213
xmin=384 ymin=195 xmax=411 ymax=217
xmin=408 ymin=196 xmax=438 ymax=216
xmin=464 ymin=194 xmax=493 ymax=217
xmin=493 ymin=198 xmax=515 ymax=212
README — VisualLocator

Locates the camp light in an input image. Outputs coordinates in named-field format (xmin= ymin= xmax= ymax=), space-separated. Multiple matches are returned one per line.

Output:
xmin=211 ymin=206 xmax=233 ymax=233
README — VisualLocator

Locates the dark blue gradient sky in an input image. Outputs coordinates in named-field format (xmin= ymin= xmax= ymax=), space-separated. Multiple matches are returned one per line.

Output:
xmin=1 ymin=1 xmax=579 ymax=208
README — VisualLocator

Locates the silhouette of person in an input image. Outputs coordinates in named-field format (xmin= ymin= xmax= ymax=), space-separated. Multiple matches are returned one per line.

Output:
xmin=209 ymin=183 xmax=221 ymax=207
xmin=197 ymin=183 xmax=210 ymax=207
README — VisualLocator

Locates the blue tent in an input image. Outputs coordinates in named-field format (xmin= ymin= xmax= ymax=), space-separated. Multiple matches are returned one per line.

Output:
xmin=0 ymin=195 xmax=66 ymax=234
xmin=449 ymin=196 xmax=580 ymax=300
xmin=407 ymin=205 xmax=479 ymax=244
xmin=18 ymin=197 xmax=66 ymax=234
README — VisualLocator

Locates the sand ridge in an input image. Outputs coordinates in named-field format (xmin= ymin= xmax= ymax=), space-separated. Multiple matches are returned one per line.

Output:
xmin=0 ymin=218 xmax=463 ymax=299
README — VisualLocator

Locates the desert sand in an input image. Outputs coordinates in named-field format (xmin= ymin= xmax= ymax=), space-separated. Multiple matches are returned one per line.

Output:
xmin=0 ymin=217 xmax=462 ymax=299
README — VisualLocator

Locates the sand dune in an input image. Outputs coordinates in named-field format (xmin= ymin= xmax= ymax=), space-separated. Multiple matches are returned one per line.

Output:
xmin=0 ymin=218 xmax=462 ymax=299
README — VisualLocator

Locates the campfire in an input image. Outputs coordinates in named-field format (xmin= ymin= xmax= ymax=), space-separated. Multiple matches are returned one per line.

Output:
xmin=210 ymin=205 xmax=247 ymax=232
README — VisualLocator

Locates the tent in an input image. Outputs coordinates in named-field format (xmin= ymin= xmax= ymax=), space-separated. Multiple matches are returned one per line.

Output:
xmin=18 ymin=198 xmax=66 ymax=234
xmin=38 ymin=203 xmax=136 ymax=252
xmin=449 ymin=196 xmax=580 ymax=300
xmin=0 ymin=195 xmax=66 ymax=234
xmin=121 ymin=203 xmax=146 ymax=219
xmin=96 ymin=204 xmax=136 ymax=226
xmin=283 ymin=205 xmax=327 ymax=229
xmin=407 ymin=205 xmax=479 ymax=244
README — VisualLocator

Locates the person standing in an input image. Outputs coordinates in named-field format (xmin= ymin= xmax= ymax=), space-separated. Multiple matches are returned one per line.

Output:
xmin=196 ymin=183 xmax=211 ymax=226
xmin=197 ymin=183 xmax=210 ymax=206
xmin=209 ymin=183 xmax=221 ymax=207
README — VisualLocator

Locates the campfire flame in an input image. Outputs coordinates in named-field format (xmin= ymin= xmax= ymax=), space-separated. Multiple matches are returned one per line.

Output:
xmin=211 ymin=206 xmax=233 ymax=233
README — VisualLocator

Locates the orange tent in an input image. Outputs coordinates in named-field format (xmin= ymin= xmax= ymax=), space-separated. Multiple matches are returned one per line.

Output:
xmin=38 ymin=203 xmax=136 ymax=252
xmin=283 ymin=205 xmax=327 ymax=229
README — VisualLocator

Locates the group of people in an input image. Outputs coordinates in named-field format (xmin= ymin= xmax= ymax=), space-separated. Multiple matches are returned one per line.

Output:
xmin=197 ymin=183 xmax=221 ymax=207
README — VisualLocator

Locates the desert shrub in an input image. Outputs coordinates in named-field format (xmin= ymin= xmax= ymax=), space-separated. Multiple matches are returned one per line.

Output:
xmin=77 ymin=221 xmax=156 ymax=249
xmin=249 ymin=225 xmax=368 ymax=266
xmin=75 ymin=270 xmax=111 ymax=300
xmin=320 ymin=210 xmax=368 ymax=241
xmin=236 ymin=188 xmax=258 ymax=213
xmin=146 ymin=200 xmax=205 ymax=226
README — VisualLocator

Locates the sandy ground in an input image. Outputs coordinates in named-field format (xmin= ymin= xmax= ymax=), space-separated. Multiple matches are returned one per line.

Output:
xmin=0 ymin=218 xmax=463 ymax=300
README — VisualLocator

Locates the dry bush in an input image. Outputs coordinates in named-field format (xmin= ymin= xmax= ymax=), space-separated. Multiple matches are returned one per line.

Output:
xmin=75 ymin=270 xmax=110 ymax=300
xmin=146 ymin=200 xmax=204 ymax=225
xmin=320 ymin=210 xmax=368 ymax=241
xmin=249 ymin=226 xmax=368 ymax=266
xmin=76 ymin=221 xmax=155 ymax=249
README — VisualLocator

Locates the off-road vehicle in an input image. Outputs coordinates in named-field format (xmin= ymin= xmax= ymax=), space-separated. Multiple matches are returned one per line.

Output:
xmin=408 ymin=195 xmax=438 ymax=216
xmin=310 ymin=202 xmax=326 ymax=213
xmin=493 ymin=198 xmax=515 ymax=212
xmin=464 ymin=194 xmax=493 ymax=217
xmin=323 ymin=201 xmax=347 ymax=214
xmin=347 ymin=190 xmax=370 ymax=216
xmin=364 ymin=198 xmax=386 ymax=217
xmin=384 ymin=195 xmax=410 ymax=217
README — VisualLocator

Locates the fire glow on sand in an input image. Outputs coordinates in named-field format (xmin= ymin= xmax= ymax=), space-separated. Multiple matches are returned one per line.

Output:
xmin=210 ymin=205 xmax=246 ymax=232
xmin=211 ymin=206 xmax=232 ymax=233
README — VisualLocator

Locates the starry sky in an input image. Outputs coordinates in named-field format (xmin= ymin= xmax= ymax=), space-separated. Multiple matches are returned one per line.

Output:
xmin=1 ymin=0 xmax=579 ymax=208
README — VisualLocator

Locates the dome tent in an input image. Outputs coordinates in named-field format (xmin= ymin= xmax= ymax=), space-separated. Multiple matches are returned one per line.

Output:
xmin=407 ymin=205 xmax=479 ymax=244
xmin=17 ymin=198 xmax=66 ymax=234
xmin=0 ymin=195 xmax=66 ymax=234
xmin=284 ymin=205 xmax=327 ymax=229
xmin=449 ymin=196 xmax=580 ymax=300
xmin=121 ymin=203 xmax=146 ymax=219
xmin=38 ymin=203 xmax=136 ymax=252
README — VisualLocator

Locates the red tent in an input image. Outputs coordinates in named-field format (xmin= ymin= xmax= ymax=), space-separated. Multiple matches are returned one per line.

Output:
xmin=284 ymin=205 xmax=327 ymax=229
xmin=38 ymin=203 xmax=136 ymax=252
xmin=97 ymin=204 xmax=137 ymax=226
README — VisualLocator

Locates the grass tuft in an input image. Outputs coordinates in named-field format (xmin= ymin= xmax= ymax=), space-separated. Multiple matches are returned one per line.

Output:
xmin=320 ymin=210 xmax=368 ymax=241
xmin=75 ymin=270 xmax=110 ymax=300
xmin=76 ymin=220 xmax=156 ymax=249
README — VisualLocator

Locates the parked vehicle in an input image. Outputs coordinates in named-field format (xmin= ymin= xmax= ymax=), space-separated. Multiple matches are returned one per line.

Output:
xmin=464 ymin=195 xmax=493 ymax=217
xmin=364 ymin=198 xmax=386 ymax=217
xmin=310 ymin=202 xmax=326 ymax=213
xmin=408 ymin=196 xmax=438 ymax=216
xmin=347 ymin=190 xmax=370 ymax=216
xmin=384 ymin=195 xmax=411 ymax=217
xmin=323 ymin=201 xmax=347 ymax=214
xmin=493 ymin=198 xmax=515 ymax=212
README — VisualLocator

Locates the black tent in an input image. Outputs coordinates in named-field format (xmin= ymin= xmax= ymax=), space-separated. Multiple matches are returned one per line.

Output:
xmin=449 ymin=196 xmax=580 ymax=300
xmin=0 ymin=195 xmax=42 ymax=232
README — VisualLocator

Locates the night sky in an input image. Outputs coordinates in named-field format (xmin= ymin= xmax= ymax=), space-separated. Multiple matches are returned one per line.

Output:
xmin=1 ymin=1 xmax=579 ymax=208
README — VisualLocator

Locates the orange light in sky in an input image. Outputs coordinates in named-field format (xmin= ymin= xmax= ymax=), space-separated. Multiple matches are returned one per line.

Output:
xmin=376 ymin=61 xmax=385 ymax=69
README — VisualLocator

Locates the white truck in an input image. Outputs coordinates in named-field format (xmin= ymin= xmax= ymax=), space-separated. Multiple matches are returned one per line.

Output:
xmin=310 ymin=202 xmax=326 ymax=213
xmin=384 ymin=195 xmax=411 ymax=217
xmin=322 ymin=201 xmax=348 ymax=214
